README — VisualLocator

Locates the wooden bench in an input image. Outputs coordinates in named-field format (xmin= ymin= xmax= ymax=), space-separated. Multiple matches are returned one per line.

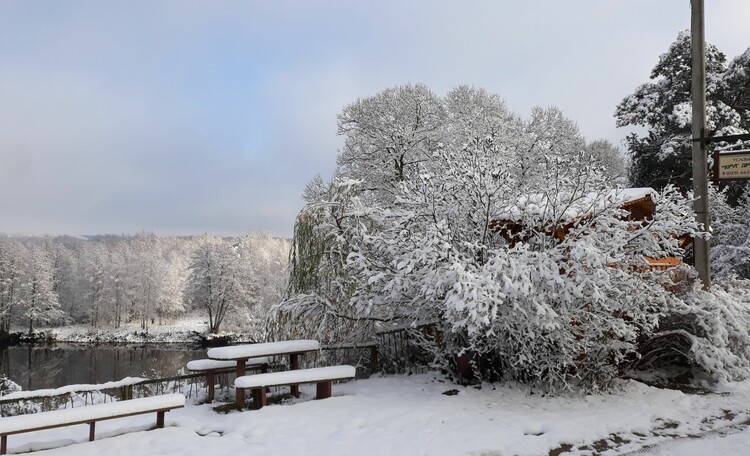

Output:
xmin=186 ymin=357 xmax=270 ymax=402
xmin=0 ymin=393 xmax=185 ymax=454
xmin=208 ymin=340 xmax=320 ymax=405
xmin=234 ymin=365 xmax=355 ymax=408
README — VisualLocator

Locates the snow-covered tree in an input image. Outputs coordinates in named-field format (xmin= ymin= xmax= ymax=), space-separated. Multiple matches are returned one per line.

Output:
xmin=81 ymin=243 xmax=108 ymax=327
xmin=585 ymin=139 xmax=628 ymax=184
xmin=20 ymin=246 xmax=63 ymax=333
xmin=337 ymin=83 xmax=446 ymax=202
xmin=156 ymin=253 xmax=187 ymax=325
xmin=0 ymin=239 xmax=27 ymax=333
xmin=278 ymin=85 xmax=706 ymax=391
xmin=711 ymin=185 xmax=750 ymax=280
xmin=185 ymin=237 xmax=255 ymax=334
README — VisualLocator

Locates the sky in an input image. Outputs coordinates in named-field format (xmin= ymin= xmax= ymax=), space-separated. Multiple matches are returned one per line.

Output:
xmin=1 ymin=1 xmax=749 ymax=238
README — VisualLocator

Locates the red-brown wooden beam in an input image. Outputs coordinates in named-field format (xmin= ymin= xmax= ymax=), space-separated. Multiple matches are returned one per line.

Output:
xmin=290 ymin=354 xmax=300 ymax=397
xmin=235 ymin=358 xmax=248 ymax=406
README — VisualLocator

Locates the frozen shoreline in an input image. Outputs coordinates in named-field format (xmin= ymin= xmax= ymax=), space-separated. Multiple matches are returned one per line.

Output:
xmin=4 ymin=320 xmax=258 ymax=346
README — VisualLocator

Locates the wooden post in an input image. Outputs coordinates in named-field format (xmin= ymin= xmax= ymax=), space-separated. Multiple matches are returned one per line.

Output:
xmin=1 ymin=434 xmax=7 ymax=455
xmin=88 ymin=422 xmax=96 ymax=441
xmin=206 ymin=371 xmax=215 ymax=402
xmin=156 ymin=411 xmax=165 ymax=429
xmin=369 ymin=345 xmax=378 ymax=374
xmin=235 ymin=358 xmax=247 ymax=406
xmin=315 ymin=381 xmax=332 ymax=399
xmin=254 ymin=387 xmax=267 ymax=408
xmin=691 ymin=0 xmax=711 ymax=289
xmin=290 ymin=353 xmax=300 ymax=397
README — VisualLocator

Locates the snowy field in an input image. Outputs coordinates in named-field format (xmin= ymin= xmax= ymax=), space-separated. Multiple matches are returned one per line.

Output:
xmin=6 ymin=373 xmax=750 ymax=456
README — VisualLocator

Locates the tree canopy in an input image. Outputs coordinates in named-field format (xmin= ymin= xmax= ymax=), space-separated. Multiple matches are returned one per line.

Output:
xmin=276 ymin=84 xmax=719 ymax=392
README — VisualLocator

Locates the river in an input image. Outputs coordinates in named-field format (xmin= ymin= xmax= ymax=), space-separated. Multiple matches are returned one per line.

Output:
xmin=1 ymin=343 xmax=208 ymax=391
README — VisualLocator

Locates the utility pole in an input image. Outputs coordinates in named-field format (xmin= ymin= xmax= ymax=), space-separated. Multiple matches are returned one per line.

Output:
xmin=691 ymin=0 xmax=711 ymax=289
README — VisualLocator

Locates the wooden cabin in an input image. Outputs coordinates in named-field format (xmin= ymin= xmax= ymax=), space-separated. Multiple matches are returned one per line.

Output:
xmin=489 ymin=188 xmax=691 ymax=273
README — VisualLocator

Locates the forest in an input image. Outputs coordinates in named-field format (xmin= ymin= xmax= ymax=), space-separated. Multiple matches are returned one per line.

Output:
xmin=0 ymin=233 xmax=289 ymax=337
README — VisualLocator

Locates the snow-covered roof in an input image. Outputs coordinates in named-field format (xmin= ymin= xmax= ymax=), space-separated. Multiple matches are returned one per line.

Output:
xmin=493 ymin=188 xmax=656 ymax=223
xmin=207 ymin=340 xmax=320 ymax=360
xmin=0 ymin=394 xmax=185 ymax=434
xmin=235 ymin=366 xmax=355 ymax=388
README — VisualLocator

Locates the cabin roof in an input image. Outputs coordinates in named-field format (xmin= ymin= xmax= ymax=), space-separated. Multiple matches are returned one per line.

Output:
xmin=492 ymin=188 xmax=656 ymax=223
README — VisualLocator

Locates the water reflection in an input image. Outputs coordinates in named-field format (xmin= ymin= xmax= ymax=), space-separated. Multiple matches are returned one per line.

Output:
xmin=1 ymin=343 xmax=207 ymax=390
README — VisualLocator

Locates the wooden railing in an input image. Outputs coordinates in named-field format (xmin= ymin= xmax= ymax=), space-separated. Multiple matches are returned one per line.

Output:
xmin=0 ymin=344 xmax=380 ymax=417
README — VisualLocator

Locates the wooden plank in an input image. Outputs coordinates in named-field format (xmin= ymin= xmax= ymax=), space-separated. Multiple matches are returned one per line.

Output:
xmin=290 ymin=354 xmax=300 ymax=397
xmin=0 ymin=406 xmax=183 ymax=436
xmin=235 ymin=358 xmax=248 ymax=406
xmin=206 ymin=371 xmax=215 ymax=402
xmin=315 ymin=381 xmax=332 ymax=399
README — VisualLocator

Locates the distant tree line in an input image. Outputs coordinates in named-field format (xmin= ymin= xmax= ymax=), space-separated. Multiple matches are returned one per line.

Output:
xmin=0 ymin=233 xmax=289 ymax=336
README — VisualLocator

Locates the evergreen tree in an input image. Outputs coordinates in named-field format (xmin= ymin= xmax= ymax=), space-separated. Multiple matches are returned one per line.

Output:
xmin=615 ymin=31 xmax=749 ymax=197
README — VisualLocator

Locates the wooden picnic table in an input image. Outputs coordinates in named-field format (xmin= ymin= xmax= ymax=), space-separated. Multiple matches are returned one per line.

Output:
xmin=206 ymin=340 xmax=320 ymax=406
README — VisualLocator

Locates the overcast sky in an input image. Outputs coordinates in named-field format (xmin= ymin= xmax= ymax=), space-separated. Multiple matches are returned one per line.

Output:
xmin=1 ymin=1 xmax=749 ymax=238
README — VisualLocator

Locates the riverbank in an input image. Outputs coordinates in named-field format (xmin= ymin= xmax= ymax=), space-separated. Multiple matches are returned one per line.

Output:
xmin=4 ymin=320 xmax=257 ymax=347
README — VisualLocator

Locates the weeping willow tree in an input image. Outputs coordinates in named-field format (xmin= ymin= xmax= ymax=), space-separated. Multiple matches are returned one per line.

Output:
xmin=271 ymin=180 xmax=380 ymax=344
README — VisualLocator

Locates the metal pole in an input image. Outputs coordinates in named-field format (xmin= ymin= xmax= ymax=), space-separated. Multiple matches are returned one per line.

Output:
xmin=691 ymin=0 xmax=711 ymax=289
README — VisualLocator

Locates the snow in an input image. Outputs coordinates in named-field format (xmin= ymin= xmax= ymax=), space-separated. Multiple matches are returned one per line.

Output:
xmin=9 ymin=374 xmax=750 ymax=455
xmin=186 ymin=357 xmax=270 ymax=371
xmin=207 ymin=340 xmax=320 ymax=360
xmin=0 ymin=377 xmax=147 ymax=401
xmin=0 ymin=394 xmax=184 ymax=434
xmin=234 ymin=366 xmax=355 ymax=388
xmin=48 ymin=319 xmax=211 ymax=344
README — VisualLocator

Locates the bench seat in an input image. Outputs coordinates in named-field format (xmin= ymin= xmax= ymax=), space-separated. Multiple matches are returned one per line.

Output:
xmin=186 ymin=357 xmax=270 ymax=371
xmin=186 ymin=358 xmax=271 ymax=403
xmin=235 ymin=365 xmax=355 ymax=408
xmin=0 ymin=394 xmax=185 ymax=454
xmin=207 ymin=340 xmax=320 ymax=360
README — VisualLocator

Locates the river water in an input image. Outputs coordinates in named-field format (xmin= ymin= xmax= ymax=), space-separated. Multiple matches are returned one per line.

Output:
xmin=1 ymin=343 xmax=208 ymax=391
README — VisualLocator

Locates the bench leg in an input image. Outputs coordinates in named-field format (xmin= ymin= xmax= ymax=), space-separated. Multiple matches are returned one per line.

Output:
xmin=316 ymin=381 xmax=332 ymax=399
xmin=235 ymin=359 xmax=247 ymax=407
xmin=253 ymin=388 xmax=267 ymax=408
xmin=206 ymin=371 xmax=215 ymax=402
xmin=156 ymin=411 xmax=165 ymax=429
xmin=290 ymin=354 xmax=300 ymax=397
xmin=2 ymin=434 xmax=7 ymax=455
xmin=89 ymin=422 xmax=96 ymax=441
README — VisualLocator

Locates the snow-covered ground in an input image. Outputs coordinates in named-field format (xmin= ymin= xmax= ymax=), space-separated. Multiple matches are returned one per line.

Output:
xmin=6 ymin=373 xmax=750 ymax=455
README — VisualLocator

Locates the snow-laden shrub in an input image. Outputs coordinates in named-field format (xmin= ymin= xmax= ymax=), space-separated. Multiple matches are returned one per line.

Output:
xmin=0 ymin=376 xmax=41 ymax=416
xmin=0 ymin=375 xmax=21 ymax=396
xmin=276 ymin=174 xmax=704 ymax=392
xmin=711 ymin=186 xmax=750 ymax=280
xmin=636 ymin=278 xmax=750 ymax=384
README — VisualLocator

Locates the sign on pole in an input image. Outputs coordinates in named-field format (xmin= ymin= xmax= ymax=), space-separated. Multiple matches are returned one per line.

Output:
xmin=713 ymin=151 xmax=750 ymax=182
